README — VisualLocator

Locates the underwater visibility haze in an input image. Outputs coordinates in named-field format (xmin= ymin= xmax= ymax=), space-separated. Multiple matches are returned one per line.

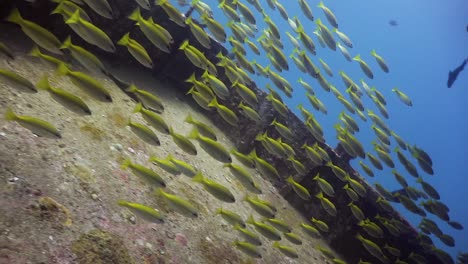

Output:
xmin=0 ymin=0 xmax=467 ymax=263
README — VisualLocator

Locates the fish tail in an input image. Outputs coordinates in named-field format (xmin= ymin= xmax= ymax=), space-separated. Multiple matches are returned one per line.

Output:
xmin=222 ymin=163 xmax=231 ymax=168
xmin=50 ymin=2 xmax=64 ymax=15
xmin=370 ymin=49 xmax=377 ymax=56
xmin=120 ymin=159 xmax=132 ymax=170
xmin=270 ymin=118 xmax=277 ymax=126
xmin=192 ymin=172 xmax=204 ymax=183
xmin=185 ymin=73 xmax=196 ymax=83
xmin=184 ymin=114 xmax=193 ymax=123
xmin=117 ymin=200 xmax=129 ymax=207
xmin=117 ymin=32 xmax=130 ymax=46
xmin=125 ymin=84 xmax=138 ymax=93
xmin=179 ymin=40 xmax=189 ymax=50
xmin=65 ymin=10 xmax=80 ymax=25
xmin=128 ymin=7 xmax=141 ymax=22
xmin=55 ymin=63 xmax=69 ymax=76
xmin=315 ymin=191 xmax=323 ymax=199
xmin=254 ymin=133 xmax=263 ymax=141
xmin=246 ymin=215 xmax=254 ymax=225
xmin=186 ymin=87 xmax=195 ymax=95
xmin=353 ymin=54 xmax=361 ymax=61
xmin=60 ymin=36 xmax=72 ymax=50
xmin=133 ymin=103 xmax=143 ymax=113
xmin=28 ymin=45 xmax=41 ymax=57
xmin=4 ymin=107 xmax=17 ymax=121
xmin=286 ymin=176 xmax=294 ymax=183
xmin=5 ymin=8 xmax=22 ymax=24
xmin=207 ymin=97 xmax=218 ymax=108
xmin=248 ymin=148 xmax=257 ymax=159
xmin=215 ymin=208 xmax=223 ymax=215
xmin=187 ymin=128 xmax=199 ymax=139
xmin=272 ymin=241 xmax=280 ymax=248
xmin=35 ymin=75 xmax=51 ymax=91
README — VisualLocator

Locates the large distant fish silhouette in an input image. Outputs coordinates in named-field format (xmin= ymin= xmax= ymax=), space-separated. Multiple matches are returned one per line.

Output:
xmin=447 ymin=58 xmax=467 ymax=88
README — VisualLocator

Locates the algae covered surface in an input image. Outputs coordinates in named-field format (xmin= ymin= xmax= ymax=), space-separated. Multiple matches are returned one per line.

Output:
xmin=0 ymin=27 xmax=337 ymax=264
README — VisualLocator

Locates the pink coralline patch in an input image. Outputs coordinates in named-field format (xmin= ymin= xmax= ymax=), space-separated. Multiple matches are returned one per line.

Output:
xmin=174 ymin=233 xmax=187 ymax=247
xmin=114 ymin=169 xmax=129 ymax=183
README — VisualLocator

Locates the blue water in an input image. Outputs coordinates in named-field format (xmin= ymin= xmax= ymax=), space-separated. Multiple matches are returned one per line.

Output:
xmin=184 ymin=0 xmax=468 ymax=260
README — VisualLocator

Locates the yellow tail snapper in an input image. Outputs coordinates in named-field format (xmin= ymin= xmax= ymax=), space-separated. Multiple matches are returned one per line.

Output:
xmin=313 ymin=30 xmax=326 ymax=48
xmin=255 ymin=132 xmax=287 ymax=158
xmin=126 ymin=119 xmax=160 ymax=146
xmin=230 ymin=148 xmax=255 ymax=168
xmin=343 ymin=184 xmax=359 ymax=202
xmin=60 ymin=36 xmax=106 ymax=73
xmin=272 ymin=241 xmax=299 ymax=258
xmin=265 ymin=218 xmax=292 ymax=233
xmin=356 ymin=234 xmax=388 ymax=263
xmin=166 ymin=154 xmax=197 ymax=177
xmin=315 ymin=191 xmax=337 ymax=216
xmin=245 ymin=38 xmax=260 ymax=55
xmin=202 ymin=70 xmax=230 ymax=99
xmin=154 ymin=0 xmax=186 ymax=27
xmin=121 ymin=159 xmax=166 ymax=187
xmin=311 ymin=217 xmax=329 ymax=232
xmin=219 ymin=1 xmax=241 ymax=23
xmin=233 ymin=0 xmax=256 ymax=25
xmin=337 ymin=42 xmax=351 ymax=61
xmin=243 ymin=195 xmax=275 ymax=218
xmin=286 ymin=176 xmax=311 ymax=200
xmin=82 ymin=0 xmax=113 ymax=19
xmin=284 ymin=232 xmax=302 ymax=245
xmin=133 ymin=103 xmax=169 ymax=134
xmin=353 ymin=55 xmax=374 ymax=79
xmin=274 ymin=1 xmax=288 ymax=20
xmin=246 ymin=215 xmax=281 ymax=241
xmin=248 ymin=149 xmax=280 ymax=179
xmin=200 ymin=12 xmax=226 ymax=42
xmin=184 ymin=114 xmax=217 ymax=141
xmin=300 ymin=223 xmax=320 ymax=238
xmin=56 ymin=63 xmax=112 ymax=102
xmin=392 ymin=88 xmax=412 ymax=106
xmin=29 ymin=45 xmax=66 ymax=68
xmin=326 ymin=161 xmax=347 ymax=181
xmin=168 ymin=127 xmax=197 ymax=155
xmin=51 ymin=0 xmax=92 ymax=22
xmin=232 ymin=240 xmax=262 ymax=258
xmin=0 ymin=68 xmax=37 ymax=93
xmin=208 ymin=97 xmax=238 ymax=126
xmin=287 ymin=156 xmax=307 ymax=175
xmin=266 ymin=92 xmax=288 ymax=117
xmin=359 ymin=161 xmax=374 ymax=177
xmin=317 ymin=1 xmax=338 ymax=28
xmin=313 ymin=173 xmax=335 ymax=197
xmin=192 ymin=172 xmax=235 ymax=203
xmin=298 ymin=0 xmax=314 ymax=21
xmin=315 ymin=18 xmax=336 ymax=50
xmin=117 ymin=200 xmax=164 ymax=223
xmin=128 ymin=8 xmax=172 ymax=53
xmin=185 ymin=17 xmax=210 ymax=49
xmin=185 ymin=73 xmax=215 ymax=100
xmin=215 ymin=208 xmax=245 ymax=227
xmin=224 ymin=163 xmax=262 ymax=194
xmin=270 ymin=118 xmax=293 ymax=140
xmin=231 ymin=81 xmax=257 ymax=107
xmin=6 ymin=8 xmax=62 ymax=55
xmin=36 ymin=75 xmax=91 ymax=115
xmin=4 ymin=108 xmax=61 ymax=138
xmin=297 ymin=26 xmax=316 ymax=55
xmin=189 ymin=129 xmax=232 ymax=163
xmin=126 ymin=84 xmax=164 ymax=113
xmin=179 ymin=40 xmax=207 ymax=70
xmin=117 ymin=33 xmax=153 ymax=69
xmin=370 ymin=49 xmax=389 ymax=73
xmin=65 ymin=10 xmax=115 ymax=52
xmin=155 ymin=188 xmax=198 ymax=218
xmin=319 ymin=58 xmax=333 ymax=77
xmin=149 ymin=155 xmax=181 ymax=175
xmin=348 ymin=202 xmax=365 ymax=221
xmin=233 ymin=224 xmax=262 ymax=245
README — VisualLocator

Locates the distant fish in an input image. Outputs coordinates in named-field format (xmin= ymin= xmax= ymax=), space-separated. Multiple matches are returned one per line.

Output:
xmin=447 ymin=58 xmax=467 ymax=88
xmin=389 ymin=20 xmax=398 ymax=26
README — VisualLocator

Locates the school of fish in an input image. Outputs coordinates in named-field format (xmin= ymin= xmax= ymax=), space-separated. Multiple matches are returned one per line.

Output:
xmin=0 ymin=0 xmax=465 ymax=263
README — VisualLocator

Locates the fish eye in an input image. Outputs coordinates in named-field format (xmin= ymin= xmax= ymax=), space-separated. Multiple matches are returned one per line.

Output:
xmin=193 ymin=213 xmax=198 ymax=217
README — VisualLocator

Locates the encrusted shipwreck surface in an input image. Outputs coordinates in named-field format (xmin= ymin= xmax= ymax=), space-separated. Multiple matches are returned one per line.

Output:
xmin=0 ymin=1 xmax=443 ymax=263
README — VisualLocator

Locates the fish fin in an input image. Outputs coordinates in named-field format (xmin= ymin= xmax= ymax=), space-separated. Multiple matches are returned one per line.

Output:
xmin=6 ymin=8 xmax=22 ymax=24
xmin=4 ymin=107 xmax=17 ymax=121
xmin=187 ymin=128 xmax=199 ymax=139
xmin=55 ymin=63 xmax=70 ymax=76
xmin=207 ymin=97 xmax=218 ymax=107
xmin=184 ymin=114 xmax=193 ymax=123
xmin=28 ymin=45 xmax=41 ymax=57
xmin=60 ymin=36 xmax=72 ymax=50
xmin=65 ymin=10 xmax=80 ymax=25
xmin=128 ymin=7 xmax=142 ymax=22
xmin=120 ymin=159 xmax=132 ymax=170
xmin=133 ymin=103 xmax=143 ymax=113
xmin=117 ymin=32 xmax=130 ymax=46
xmin=192 ymin=172 xmax=204 ymax=183
xmin=35 ymin=75 xmax=51 ymax=91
